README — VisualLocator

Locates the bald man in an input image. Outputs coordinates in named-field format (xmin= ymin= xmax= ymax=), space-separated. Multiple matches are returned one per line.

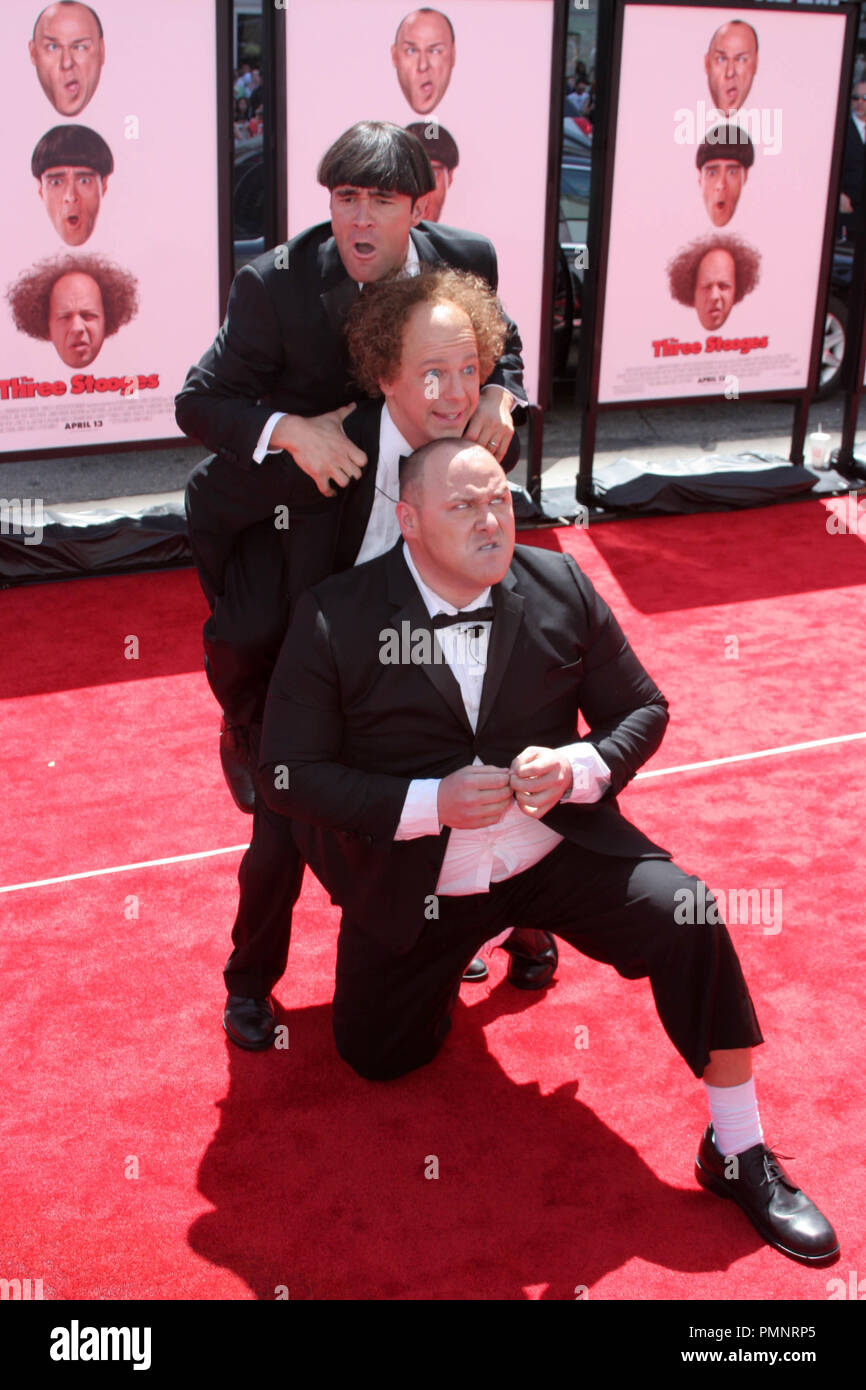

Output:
xmin=704 ymin=20 xmax=758 ymax=116
xmin=29 ymin=2 xmax=105 ymax=117
xmin=259 ymin=438 xmax=839 ymax=1268
xmin=392 ymin=8 xmax=456 ymax=114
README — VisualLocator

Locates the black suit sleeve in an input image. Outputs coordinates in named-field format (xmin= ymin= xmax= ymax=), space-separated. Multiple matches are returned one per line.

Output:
xmin=564 ymin=556 xmax=670 ymax=794
xmin=475 ymin=240 xmax=527 ymax=406
xmin=174 ymin=262 xmax=287 ymax=465
xmin=259 ymin=588 xmax=412 ymax=838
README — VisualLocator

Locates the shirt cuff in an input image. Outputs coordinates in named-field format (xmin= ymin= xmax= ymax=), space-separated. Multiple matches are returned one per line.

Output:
xmin=252 ymin=411 xmax=287 ymax=463
xmin=480 ymin=384 xmax=517 ymax=412
xmin=556 ymin=742 xmax=612 ymax=804
xmin=394 ymin=778 xmax=442 ymax=839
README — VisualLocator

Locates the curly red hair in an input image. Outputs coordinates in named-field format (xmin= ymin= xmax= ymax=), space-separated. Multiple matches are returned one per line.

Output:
xmin=346 ymin=266 xmax=506 ymax=395
xmin=6 ymin=253 xmax=138 ymax=339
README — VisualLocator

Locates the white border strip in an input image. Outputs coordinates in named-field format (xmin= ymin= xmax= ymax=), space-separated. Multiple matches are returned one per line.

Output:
xmin=0 ymin=844 xmax=249 ymax=895
xmin=2 ymin=730 xmax=865 ymax=896
xmin=634 ymin=730 xmax=866 ymax=779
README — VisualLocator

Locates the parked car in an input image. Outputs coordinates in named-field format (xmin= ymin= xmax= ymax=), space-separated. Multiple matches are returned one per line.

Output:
xmin=233 ymin=134 xmax=265 ymax=269
xmin=552 ymin=118 xmax=591 ymax=377
xmin=817 ymin=238 xmax=853 ymax=400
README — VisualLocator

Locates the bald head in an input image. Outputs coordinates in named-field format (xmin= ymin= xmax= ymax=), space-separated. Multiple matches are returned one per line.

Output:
xmin=396 ymin=439 xmax=513 ymax=606
xmin=30 ymin=2 xmax=105 ymax=116
xmin=705 ymin=20 xmax=758 ymax=114
xmin=392 ymin=8 xmax=456 ymax=114
xmin=399 ymin=435 xmax=463 ymax=501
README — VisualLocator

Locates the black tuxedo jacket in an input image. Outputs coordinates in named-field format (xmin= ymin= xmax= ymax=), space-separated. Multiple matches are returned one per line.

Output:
xmin=174 ymin=220 xmax=526 ymax=468
xmin=260 ymin=542 xmax=671 ymax=952
xmin=271 ymin=397 xmax=405 ymax=599
xmin=199 ymin=394 xmax=517 ymax=589
xmin=185 ymin=392 xmax=519 ymax=625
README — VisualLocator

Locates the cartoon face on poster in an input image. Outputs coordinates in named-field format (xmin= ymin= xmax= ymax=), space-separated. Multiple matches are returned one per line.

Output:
xmin=281 ymin=0 xmax=556 ymax=404
xmin=0 ymin=1 xmax=220 ymax=456
xmin=597 ymin=3 xmax=849 ymax=404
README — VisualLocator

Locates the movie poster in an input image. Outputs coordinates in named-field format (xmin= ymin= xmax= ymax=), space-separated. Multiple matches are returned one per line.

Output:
xmin=597 ymin=2 xmax=849 ymax=404
xmin=0 ymin=0 xmax=221 ymax=456
xmin=281 ymin=0 xmax=556 ymax=404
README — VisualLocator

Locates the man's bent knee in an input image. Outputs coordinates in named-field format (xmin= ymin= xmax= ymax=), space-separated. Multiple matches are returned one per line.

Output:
xmin=333 ymin=1019 xmax=448 ymax=1082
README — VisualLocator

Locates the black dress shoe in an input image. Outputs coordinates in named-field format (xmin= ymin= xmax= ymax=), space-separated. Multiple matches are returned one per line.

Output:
xmin=462 ymin=956 xmax=489 ymax=982
xmin=220 ymin=717 xmax=255 ymax=813
xmin=501 ymin=927 xmax=558 ymax=990
xmin=695 ymin=1124 xmax=840 ymax=1264
xmin=223 ymin=994 xmax=276 ymax=1050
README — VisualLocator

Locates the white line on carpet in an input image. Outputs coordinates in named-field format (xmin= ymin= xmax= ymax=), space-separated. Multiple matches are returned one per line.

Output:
xmin=2 ymin=730 xmax=865 ymax=895
xmin=633 ymin=730 xmax=866 ymax=779
xmin=0 ymin=845 xmax=249 ymax=894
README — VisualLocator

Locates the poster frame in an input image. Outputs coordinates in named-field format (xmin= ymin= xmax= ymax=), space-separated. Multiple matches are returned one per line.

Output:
xmin=0 ymin=0 xmax=234 ymax=467
xmin=836 ymin=64 xmax=866 ymax=477
xmin=274 ymin=0 xmax=567 ymax=423
xmin=575 ymin=0 xmax=858 ymax=502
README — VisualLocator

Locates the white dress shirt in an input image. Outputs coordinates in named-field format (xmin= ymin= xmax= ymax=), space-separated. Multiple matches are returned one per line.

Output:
xmin=393 ymin=544 xmax=612 ymax=896
xmin=353 ymin=405 xmax=411 ymax=564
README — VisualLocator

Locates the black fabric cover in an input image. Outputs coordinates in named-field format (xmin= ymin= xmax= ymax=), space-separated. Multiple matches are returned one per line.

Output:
xmin=0 ymin=459 xmax=822 ymax=587
xmin=0 ymin=502 xmax=190 ymax=587
xmin=594 ymin=457 xmax=817 ymax=515
xmin=0 ymin=484 xmax=561 ymax=588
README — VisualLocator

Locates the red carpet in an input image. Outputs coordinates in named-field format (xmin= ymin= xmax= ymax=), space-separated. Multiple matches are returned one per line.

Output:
xmin=1 ymin=495 xmax=864 ymax=1300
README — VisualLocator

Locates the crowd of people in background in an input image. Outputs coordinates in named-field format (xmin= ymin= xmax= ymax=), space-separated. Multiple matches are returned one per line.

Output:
xmin=233 ymin=61 xmax=263 ymax=144
xmin=565 ymin=59 xmax=596 ymax=131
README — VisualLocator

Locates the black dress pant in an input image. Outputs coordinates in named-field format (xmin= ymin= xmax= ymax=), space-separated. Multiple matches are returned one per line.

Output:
xmin=332 ymin=841 xmax=763 ymax=1083
xmin=222 ymin=726 xmax=306 ymax=997
xmin=186 ymin=451 xmax=341 ymax=726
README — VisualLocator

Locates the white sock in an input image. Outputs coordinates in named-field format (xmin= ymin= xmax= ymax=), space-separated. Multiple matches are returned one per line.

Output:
xmin=704 ymin=1077 xmax=763 ymax=1156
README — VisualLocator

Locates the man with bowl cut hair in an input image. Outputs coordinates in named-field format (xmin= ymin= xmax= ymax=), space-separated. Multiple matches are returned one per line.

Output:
xmin=406 ymin=122 xmax=459 ymax=223
xmin=32 ymin=125 xmax=113 ymax=246
xmin=696 ymin=124 xmax=754 ymax=228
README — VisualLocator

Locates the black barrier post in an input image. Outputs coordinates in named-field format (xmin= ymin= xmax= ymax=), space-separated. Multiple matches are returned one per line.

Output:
xmin=527 ymin=0 xmax=569 ymax=505
xmin=835 ymin=63 xmax=866 ymax=481
xmin=575 ymin=0 xmax=620 ymax=504
xmin=262 ymin=0 xmax=287 ymax=253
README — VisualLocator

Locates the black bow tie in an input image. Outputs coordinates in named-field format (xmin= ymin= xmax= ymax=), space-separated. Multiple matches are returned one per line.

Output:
xmin=432 ymin=606 xmax=494 ymax=629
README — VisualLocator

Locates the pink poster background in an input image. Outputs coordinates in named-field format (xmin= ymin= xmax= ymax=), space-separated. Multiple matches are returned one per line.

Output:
xmin=0 ymin=0 xmax=220 ymax=456
xmin=598 ymin=2 xmax=848 ymax=404
xmin=283 ymin=0 xmax=555 ymax=403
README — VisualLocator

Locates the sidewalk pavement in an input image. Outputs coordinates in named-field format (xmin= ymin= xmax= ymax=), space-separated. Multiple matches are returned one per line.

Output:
xmin=1 ymin=383 xmax=864 ymax=516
